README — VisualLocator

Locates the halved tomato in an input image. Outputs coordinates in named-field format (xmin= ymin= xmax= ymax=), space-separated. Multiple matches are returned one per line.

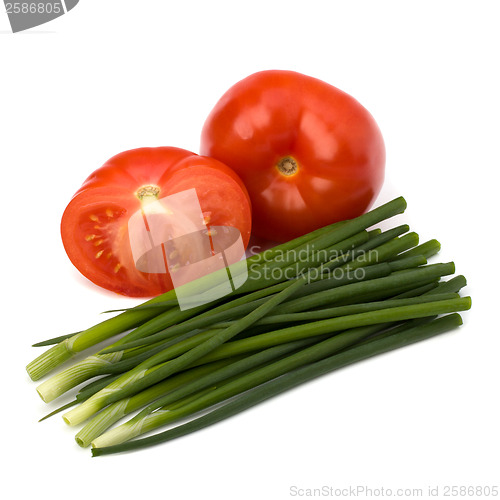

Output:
xmin=61 ymin=147 xmax=252 ymax=297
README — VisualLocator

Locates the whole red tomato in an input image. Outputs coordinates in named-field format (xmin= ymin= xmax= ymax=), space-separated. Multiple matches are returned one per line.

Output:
xmin=61 ymin=147 xmax=252 ymax=297
xmin=200 ymin=70 xmax=385 ymax=242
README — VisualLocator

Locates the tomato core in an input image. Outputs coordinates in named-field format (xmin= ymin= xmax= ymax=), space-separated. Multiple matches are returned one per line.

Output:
xmin=136 ymin=184 xmax=161 ymax=201
xmin=276 ymin=156 xmax=299 ymax=177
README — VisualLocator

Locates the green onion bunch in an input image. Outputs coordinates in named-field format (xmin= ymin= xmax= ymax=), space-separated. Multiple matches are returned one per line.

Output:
xmin=26 ymin=196 xmax=471 ymax=456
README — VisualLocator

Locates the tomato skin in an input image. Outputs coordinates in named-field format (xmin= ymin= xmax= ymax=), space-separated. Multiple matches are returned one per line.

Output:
xmin=61 ymin=147 xmax=252 ymax=297
xmin=200 ymin=70 xmax=385 ymax=242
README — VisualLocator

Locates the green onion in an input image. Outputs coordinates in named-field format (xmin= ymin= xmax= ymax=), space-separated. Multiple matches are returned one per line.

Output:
xmin=62 ymin=276 xmax=309 ymax=426
xmin=91 ymin=313 xmax=463 ymax=456
xmin=185 ymin=295 xmax=470 ymax=366
xmin=216 ymin=293 xmax=459 ymax=328
xmin=75 ymin=339 xmax=317 ymax=447
xmin=34 ymin=261 xmax=393 ymax=402
xmin=35 ymin=257 xmax=435 ymax=403
xmin=74 ymin=357 xmax=241 ymax=447
xmin=100 ymin=260 xmax=395 ymax=354
xmin=65 ymin=294 xmax=470 ymax=427
xmin=24 ymin=196 xmax=471 ymax=457
xmin=91 ymin=322 xmax=386 ymax=449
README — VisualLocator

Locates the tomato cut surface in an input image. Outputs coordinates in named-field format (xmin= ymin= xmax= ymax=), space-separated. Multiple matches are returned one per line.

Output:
xmin=200 ymin=70 xmax=385 ymax=242
xmin=61 ymin=147 xmax=252 ymax=297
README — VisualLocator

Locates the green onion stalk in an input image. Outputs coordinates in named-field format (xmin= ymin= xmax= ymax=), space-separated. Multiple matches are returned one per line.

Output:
xmin=64 ymin=293 xmax=470 ymax=427
xmin=35 ymin=255 xmax=389 ymax=403
xmin=98 ymin=258 xmax=416 ymax=353
xmin=75 ymin=338 xmax=318 ymax=447
xmin=62 ymin=275 xmax=310 ymax=426
xmin=36 ymin=254 xmax=435 ymax=404
xmin=105 ymin=260 xmax=448 ymax=355
xmin=37 ymin=258 xmax=455 ymax=405
xmin=91 ymin=313 xmax=465 ymax=456
xmin=34 ymin=229 xmax=421 ymax=402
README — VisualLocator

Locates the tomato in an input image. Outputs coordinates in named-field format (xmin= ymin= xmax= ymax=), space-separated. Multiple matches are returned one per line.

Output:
xmin=61 ymin=147 xmax=252 ymax=297
xmin=200 ymin=70 xmax=385 ymax=242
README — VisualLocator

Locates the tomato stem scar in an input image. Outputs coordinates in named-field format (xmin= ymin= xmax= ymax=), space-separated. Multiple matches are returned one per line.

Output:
xmin=276 ymin=157 xmax=299 ymax=177
xmin=136 ymin=185 xmax=161 ymax=202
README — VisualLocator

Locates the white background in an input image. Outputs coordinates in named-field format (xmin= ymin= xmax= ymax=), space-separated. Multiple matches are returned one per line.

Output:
xmin=1 ymin=1 xmax=498 ymax=498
